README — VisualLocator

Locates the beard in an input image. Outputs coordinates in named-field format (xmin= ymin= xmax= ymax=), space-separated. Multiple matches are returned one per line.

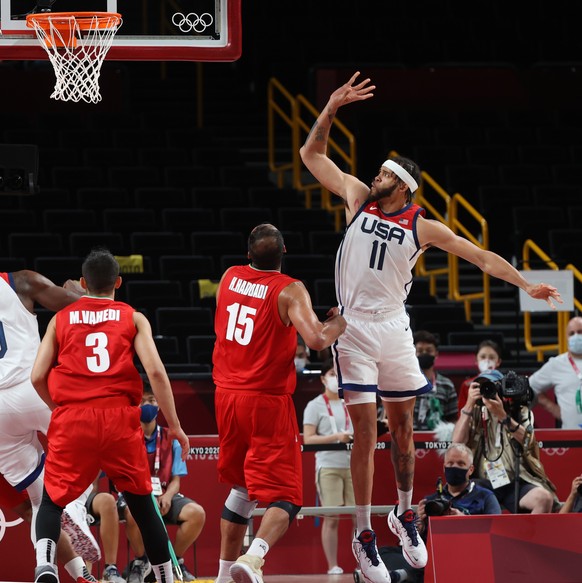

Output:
xmin=369 ymin=182 xmax=400 ymax=202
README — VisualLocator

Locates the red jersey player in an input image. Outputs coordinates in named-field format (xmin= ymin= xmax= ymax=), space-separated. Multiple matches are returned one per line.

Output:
xmin=30 ymin=249 xmax=189 ymax=583
xmin=212 ymin=223 xmax=347 ymax=583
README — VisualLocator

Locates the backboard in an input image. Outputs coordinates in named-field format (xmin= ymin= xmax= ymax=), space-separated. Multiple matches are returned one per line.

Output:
xmin=0 ymin=0 xmax=241 ymax=61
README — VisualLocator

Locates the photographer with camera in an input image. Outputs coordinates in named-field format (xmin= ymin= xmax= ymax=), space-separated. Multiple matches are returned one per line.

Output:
xmin=376 ymin=444 xmax=500 ymax=583
xmin=417 ymin=443 xmax=501 ymax=529
xmin=452 ymin=370 xmax=559 ymax=514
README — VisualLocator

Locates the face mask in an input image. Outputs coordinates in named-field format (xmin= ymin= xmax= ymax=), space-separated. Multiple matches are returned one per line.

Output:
xmin=294 ymin=357 xmax=307 ymax=372
xmin=568 ymin=334 xmax=582 ymax=355
xmin=477 ymin=359 xmax=496 ymax=374
xmin=140 ymin=404 xmax=159 ymax=423
xmin=444 ymin=466 xmax=469 ymax=486
xmin=325 ymin=376 xmax=339 ymax=393
xmin=417 ymin=353 xmax=435 ymax=370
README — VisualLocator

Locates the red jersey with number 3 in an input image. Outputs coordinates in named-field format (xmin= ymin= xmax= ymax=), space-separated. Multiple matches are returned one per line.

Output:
xmin=49 ymin=296 xmax=142 ymax=406
xmin=212 ymin=264 xmax=299 ymax=394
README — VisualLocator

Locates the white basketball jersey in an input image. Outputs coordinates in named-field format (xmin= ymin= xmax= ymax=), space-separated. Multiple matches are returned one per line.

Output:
xmin=0 ymin=273 xmax=40 ymax=390
xmin=335 ymin=201 xmax=426 ymax=313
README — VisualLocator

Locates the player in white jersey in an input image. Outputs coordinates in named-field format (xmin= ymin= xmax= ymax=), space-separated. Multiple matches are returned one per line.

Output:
xmin=300 ymin=72 xmax=562 ymax=583
xmin=0 ymin=271 xmax=83 ymax=542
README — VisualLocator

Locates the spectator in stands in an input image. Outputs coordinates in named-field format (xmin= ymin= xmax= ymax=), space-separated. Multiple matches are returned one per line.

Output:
xmin=295 ymin=334 xmax=311 ymax=372
xmin=452 ymin=370 xmax=558 ymax=514
xmin=457 ymin=339 xmax=503 ymax=412
xmin=121 ymin=383 xmax=205 ymax=583
xmin=212 ymin=224 xmax=347 ymax=583
xmin=412 ymin=330 xmax=458 ymax=430
xmin=303 ymin=359 xmax=355 ymax=576
xmin=416 ymin=443 xmax=502 ymax=528
xmin=528 ymin=316 xmax=582 ymax=429
xmin=296 ymin=333 xmax=332 ymax=370
xmin=559 ymin=473 xmax=582 ymax=513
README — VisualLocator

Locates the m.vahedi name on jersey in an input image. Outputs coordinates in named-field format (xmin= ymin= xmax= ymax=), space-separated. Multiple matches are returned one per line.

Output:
xmin=69 ymin=309 xmax=121 ymax=325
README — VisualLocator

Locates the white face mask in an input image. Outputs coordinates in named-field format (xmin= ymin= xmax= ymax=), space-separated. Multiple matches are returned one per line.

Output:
xmin=568 ymin=333 xmax=582 ymax=355
xmin=294 ymin=357 xmax=307 ymax=372
xmin=477 ymin=359 xmax=496 ymax=374
xmin=325 ymin=376 xmax=339 ymax=393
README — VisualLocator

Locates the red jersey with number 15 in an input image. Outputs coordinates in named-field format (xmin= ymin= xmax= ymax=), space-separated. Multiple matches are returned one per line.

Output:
xmin=49 ymin=296 xmax=142 ymax=406
xmin=212 ymin=264 xmax=299 ymax=394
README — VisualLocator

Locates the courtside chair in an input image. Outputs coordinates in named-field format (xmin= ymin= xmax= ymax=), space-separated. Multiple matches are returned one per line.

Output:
xmin=8 ymin=233 xmax=64 ymax=265
xmin=186 ymin=335 xmax=216 ymax=367
xmin=137 ymin=147 xmax=190 ymax=168
xmin=43 ymin=209 xmax=99 ymax=239
xmin=155 ymin=306 xmax=214 ymax=338
xmin=82 ymin=147 xmax=135 ymax=169
xmin=107 ymin=166 xmax=162 ymax=191
xmin=76 ymin=188 xmax=132 ymax=211
xmin=219 ymin=207 xmax=273 ymax=233
xmin=125 ymin=280 xmax=186 ymax=316
xmin=135 ymin=188 xmax=189 ymax=211
xmin=159 ymin=255 xmax=217 ymax=291
xmin=34 ymin=256 xmax=83 ymax=287
xmin=129 ymin=232 xmax=186 ymax=264
xmin=102 ymin=209 xmax=157 ymax=246
xmin=69 ymin=232 xmax=125 ymax=258
xmin=52 ymin=166 xmax=106 ymax=190
xmin=161 ymin=208 xmax=216 ymax=234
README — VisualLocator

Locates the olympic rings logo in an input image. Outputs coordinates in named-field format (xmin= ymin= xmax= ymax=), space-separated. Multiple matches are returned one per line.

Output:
xmin=543 ymin=447 xmax=569 ymax=456
xmin=0 ymin=508 xmax=24 ymax=543
xmin=172 ymin=12 xmax=214 ymax=34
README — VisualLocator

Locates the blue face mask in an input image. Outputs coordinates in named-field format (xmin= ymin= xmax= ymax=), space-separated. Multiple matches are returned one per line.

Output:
xmin=140 ymin=403 xmax=159 ymax=423
xmin=568 ymin=334 xmax=582 ymax=356
xmin=444 ymin=466 xmax=469 ymax=486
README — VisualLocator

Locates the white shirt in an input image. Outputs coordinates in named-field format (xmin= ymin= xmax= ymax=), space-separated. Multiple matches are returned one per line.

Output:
xmin=335 ymin=201 xmax=425 ymax=313
xmin=528 ymin=352 xmax=582 ymax=429
xmin=0 ymin=275 xmax=40 ymax=390
xmin=303 ymin=394 xmax=352 ymax=471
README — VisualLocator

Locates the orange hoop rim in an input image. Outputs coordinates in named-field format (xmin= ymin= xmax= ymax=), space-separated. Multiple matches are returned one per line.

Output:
xmin=26 ymin=12 xmax=122 ymax=31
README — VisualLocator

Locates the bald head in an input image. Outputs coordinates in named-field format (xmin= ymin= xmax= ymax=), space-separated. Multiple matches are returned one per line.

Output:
xmin=248 ymin=223 xmax=285 ymax=270
xmin=567 ymin=317 xmax=582 ymax=336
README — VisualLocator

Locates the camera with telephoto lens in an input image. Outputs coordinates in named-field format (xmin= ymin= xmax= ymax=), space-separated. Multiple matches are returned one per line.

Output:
xmin=475 ymin=370 xmax=533 ymax=405
xmin=424 ymin=477 xmax=451 ymax=517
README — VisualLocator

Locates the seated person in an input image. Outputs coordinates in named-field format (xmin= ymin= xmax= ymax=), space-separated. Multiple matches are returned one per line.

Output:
xmin=121 ymin=384 xmax=205 ymax=583
xmin=413 ymin=330 xmax=458 ymax=430
xmin=559 ymin=474 xmax=582 ymax=513
xmin=83 ymin=475 xmax=126 ymax=583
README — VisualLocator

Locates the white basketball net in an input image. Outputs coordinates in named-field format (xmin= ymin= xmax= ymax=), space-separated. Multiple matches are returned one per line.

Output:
xmin=28 ymin=14 xmax=122 ymax=104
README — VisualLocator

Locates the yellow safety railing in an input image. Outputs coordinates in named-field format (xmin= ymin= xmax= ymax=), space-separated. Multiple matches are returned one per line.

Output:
xmin=267 ymin=78 xmax=354 ymax=232
xmin=522 ymin=239 xmax=581 ymax=360
xmin=449 ymin=193 xmax=491 ymax=325
xmin=413 ymin=168 xmax=452 ymax=298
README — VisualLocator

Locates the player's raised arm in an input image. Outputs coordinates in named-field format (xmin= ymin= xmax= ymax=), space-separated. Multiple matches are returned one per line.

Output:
xmin=418 ymin=217 xmax=563 ymax=309
xmin=300 ymin=71 xmax=373 ymax=221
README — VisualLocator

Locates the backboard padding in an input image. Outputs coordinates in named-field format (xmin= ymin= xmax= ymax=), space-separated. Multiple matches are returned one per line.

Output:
xmin=0 ymin=0 xmax=241 ymax=61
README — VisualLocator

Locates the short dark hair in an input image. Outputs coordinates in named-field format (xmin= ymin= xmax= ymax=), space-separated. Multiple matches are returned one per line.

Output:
xmin=320 ymin=358 xmax=335 ymax=376
xmin=248 ymin=223 xmax=285 ymax=270
xmin=81 ymin=248 xmax=119 ymax=294
xmin=142 ymin=381 xmax=154 ymax=396
xmin=477 ymin=339 xmax=501 ymax=358
xmin=387 ymin=155 xmax=421 ymax=203
xmin=413 ymin=329 xmax=438 ymax=348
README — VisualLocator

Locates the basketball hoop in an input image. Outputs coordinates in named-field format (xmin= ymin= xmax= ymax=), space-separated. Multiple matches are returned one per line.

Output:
xmin=25 ymin=12 xmax=122 ymax=104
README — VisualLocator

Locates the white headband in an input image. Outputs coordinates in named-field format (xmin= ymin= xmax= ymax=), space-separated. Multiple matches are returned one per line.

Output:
xmin=382 ymin=160 xmax=419 ymax=193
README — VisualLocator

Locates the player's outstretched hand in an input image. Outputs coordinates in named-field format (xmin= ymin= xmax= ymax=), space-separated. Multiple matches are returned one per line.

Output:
xmin=526 ymin=283 xmax=563 ymax=309
xmin=329 ymin=71 xmax=375 ymax=110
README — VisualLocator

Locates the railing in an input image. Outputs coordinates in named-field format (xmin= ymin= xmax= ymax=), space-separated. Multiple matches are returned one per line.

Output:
xmin=522 ymin=239 xmax=582 ymax=360
xmin=449 ymin=193 xmax=491 ymax=325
